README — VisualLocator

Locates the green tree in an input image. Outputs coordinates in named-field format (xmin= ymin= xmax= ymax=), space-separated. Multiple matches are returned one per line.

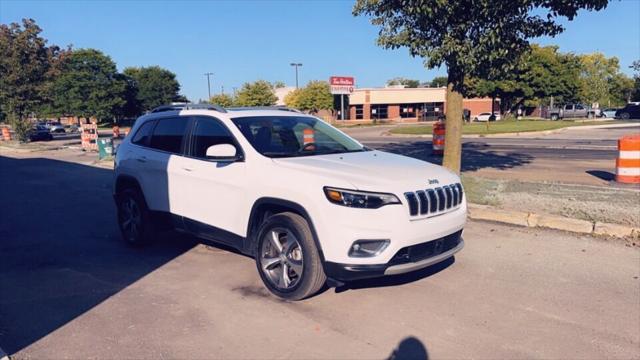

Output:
xmin=354 ymin=0 xmax=608 ymax=173
xmin=234 ymin=80 xmax=278 ymax=107
xmin=608 ymin=73 xmax=635 ymax=106
xmin=272 ymin=81 xmax=286 ymax=89
xmin=429 ymin=76 xmax=448 ymax=88
xmin=578 ymin=53 xmax=620 ymax=106
xmin=469 ymin=45 xmax=582 ymax=112
xmin=631 ymin=60 xmax=640 ymax=102
xmin=123 ymin=66 xmax=181 ymax=113
xmin=0 ymin=19 xmax=64 ymax=140
xmin=52 ymin=49 xmax=127 ymax=122
xmin=283 ymin=88 xmax=303 ymax=108
xmin=294 ymin=81 xmax=334 ymax=112
xmin=209 ymin=93 xmax=235 ymax=107
xmin=387 ymin=77 xmax=420 ymax=88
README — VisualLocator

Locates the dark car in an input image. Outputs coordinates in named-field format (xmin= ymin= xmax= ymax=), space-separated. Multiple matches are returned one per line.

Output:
xmin=28 ymin=125 xmax=53 ymax=141
xmin=615 ymin=104 xmax=640 ymax=120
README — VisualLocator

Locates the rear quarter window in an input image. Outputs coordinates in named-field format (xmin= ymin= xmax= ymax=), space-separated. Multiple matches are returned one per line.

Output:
xmin=149 ymin=117 xmax=189 ymax=154
xmin=131 ymin=120 xmax=156 ymax=146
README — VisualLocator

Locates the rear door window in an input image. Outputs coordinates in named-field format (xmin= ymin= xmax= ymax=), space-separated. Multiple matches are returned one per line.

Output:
xmin=149 ymin=117 xmax=189 ymax=154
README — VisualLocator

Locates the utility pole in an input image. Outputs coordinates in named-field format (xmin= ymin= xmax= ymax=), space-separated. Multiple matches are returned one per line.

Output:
xmin=290 ymin=63 xmax=302 ymax=88
xmin=204 ymin=72 xmax=214 ymax=100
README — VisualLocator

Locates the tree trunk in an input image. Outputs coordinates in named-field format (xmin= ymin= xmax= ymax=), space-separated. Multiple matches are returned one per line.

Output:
xmin=442 ymin=78 xmax=464 ymax=174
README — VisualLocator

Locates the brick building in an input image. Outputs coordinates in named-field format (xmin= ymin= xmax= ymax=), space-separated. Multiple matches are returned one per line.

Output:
xmin=347 ymin=87 xmax=498 ymax=122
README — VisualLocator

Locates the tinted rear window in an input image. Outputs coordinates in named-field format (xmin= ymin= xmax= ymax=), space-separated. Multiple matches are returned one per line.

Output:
xmin=149 ymin=117 xmax=188 ymax=153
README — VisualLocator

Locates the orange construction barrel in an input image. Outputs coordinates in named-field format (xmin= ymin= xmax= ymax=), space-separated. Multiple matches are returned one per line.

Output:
xmin=1 ymin=127 xmax=10 ymax=141
xmin=113 ymin=125 xmax=120 ymax=138
xmin=616 ymin=134 xmax=640 ymax=184
xmin=432 ymin=122 xmax=445 ymax=155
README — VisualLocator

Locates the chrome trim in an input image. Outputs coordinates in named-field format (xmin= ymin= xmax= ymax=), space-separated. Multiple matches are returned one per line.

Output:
xmin=384 ymin=239 xmax=464 ymax=276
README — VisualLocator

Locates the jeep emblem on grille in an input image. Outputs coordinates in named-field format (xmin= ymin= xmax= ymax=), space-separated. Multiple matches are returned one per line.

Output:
xmin=428 ymin=179 xmax=439 ymax=185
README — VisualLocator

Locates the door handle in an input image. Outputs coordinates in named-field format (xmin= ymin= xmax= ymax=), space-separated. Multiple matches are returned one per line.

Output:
xmin=136 ymin=157 xmax=147 ymax=163
xmin=182 ymin=167 xmax=193 ymax=172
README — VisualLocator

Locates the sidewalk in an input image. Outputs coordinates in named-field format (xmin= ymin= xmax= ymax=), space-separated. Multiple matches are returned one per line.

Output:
xmin=462 ymin=174 xmax=640 ymax=239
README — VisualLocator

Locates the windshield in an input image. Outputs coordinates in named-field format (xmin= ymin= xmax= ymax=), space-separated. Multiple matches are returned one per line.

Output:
xmin=232 ymin=116 xmax=366 ymax=158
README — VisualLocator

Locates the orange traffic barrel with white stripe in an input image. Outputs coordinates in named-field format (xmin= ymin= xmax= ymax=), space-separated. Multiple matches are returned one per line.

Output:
xmin=432 ymin=122 xmax=445 ymax=155
xmin=303 ymin=127 xmax=315 ymax=151
xmin=1 ymin=127 xmax=10 ymax=141
xmin=616 ymin=134 xmax=640 ymax=183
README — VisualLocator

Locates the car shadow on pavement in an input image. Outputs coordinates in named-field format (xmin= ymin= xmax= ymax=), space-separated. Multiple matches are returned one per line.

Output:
xmin=377 ymin=141 xmax=534 ymax=172
xmin=0 ymin=156 xmax=198 ymax=356
xmin=334 ymin=257 xmax=455 ymax=293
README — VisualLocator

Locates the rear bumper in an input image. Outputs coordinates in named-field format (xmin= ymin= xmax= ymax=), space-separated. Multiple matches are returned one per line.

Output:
xmin=324 ymin=231 xmax=464 ymax=282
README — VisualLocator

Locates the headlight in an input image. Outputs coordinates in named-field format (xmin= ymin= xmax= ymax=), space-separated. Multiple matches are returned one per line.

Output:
xmin=323 ymin=187 xmax=400 ymax=209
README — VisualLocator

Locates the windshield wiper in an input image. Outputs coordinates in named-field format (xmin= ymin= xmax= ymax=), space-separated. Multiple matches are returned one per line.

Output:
xmin=262 ymin=152 xmax=297 ymax=158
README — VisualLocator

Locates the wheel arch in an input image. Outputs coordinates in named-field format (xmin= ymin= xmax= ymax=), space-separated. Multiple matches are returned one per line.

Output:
xmin=114 ymin=175 xmax=148 ymax=204
xmin=245 ymin=197 xmax=325 ymax=263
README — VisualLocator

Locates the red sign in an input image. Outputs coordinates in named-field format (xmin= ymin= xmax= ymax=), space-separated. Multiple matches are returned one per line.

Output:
xmin=330 ymin=76 xmax=354 ymax=86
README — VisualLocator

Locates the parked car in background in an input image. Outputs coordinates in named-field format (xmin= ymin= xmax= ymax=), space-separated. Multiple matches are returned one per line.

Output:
xmin=474 ymin=112 xmax=501 ymax=122
xmin=548 ymin=104 xmax=598 ymax=120
xmin=49 ymin=123 xmax=66 ymax=133
xmin=67 ymin=124 xmax=80 ymax=133
xmin=28 ymin=125 xmax=53 ymax=141
xmin=615 ymin=104 xmax=640 ymax=120
xmin=601 ymin=108 xmax=618 ymax=118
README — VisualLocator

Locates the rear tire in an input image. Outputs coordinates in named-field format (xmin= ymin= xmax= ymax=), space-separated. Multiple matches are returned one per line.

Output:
xmin=550 ymin=114 xmax=559 ymax=121
xmin=255 ymin=212 xmax=326 ymax=300
xmin=116 ymin=188 xmax=154 ymax=246
xmin=621 ymin=112 xmax=630 ymax=120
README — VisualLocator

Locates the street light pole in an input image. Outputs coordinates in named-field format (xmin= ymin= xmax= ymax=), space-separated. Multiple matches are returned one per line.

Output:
xmin=290 ymin=63 xmax=302 ymax=88
xmin=204 ymin=72 xmax=214 ymax=100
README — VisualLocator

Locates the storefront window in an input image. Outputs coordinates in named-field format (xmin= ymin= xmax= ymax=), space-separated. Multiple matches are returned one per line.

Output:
xmin=419 ymin=102 xmax=444 ymax=121
xmin=355 ymin=105 xmax=364 ymax=120
xmin=371 ymin=105 xmax=388 ymax=120
xmin=401 ymin=104 xmax=418 ymax=118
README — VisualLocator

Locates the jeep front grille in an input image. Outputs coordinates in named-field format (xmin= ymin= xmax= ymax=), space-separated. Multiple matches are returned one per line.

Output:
xmin=404 ymin=183 xmax=463 ymax=217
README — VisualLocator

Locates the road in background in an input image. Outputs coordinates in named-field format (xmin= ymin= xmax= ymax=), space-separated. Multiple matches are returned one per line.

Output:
xmin=344 ymin=125 xmax=640 ymax=186
xmin=1 ymin=150 xmax=638 ymax=359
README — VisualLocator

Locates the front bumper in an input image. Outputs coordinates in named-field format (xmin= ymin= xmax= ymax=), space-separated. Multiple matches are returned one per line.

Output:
xmin=324 ymin=230 xmax=464 ymax=281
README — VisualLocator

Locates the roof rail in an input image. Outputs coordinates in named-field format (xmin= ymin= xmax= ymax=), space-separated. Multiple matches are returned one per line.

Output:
xmin=226 ymin=106 xmax=301 ymax=113
xmin=150 ymin=103 xmax=227 ymax=113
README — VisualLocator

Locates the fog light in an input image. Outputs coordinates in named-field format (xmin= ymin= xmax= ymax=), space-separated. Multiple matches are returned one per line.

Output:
xmin=348 ymin=239 xmax=390 ymax=257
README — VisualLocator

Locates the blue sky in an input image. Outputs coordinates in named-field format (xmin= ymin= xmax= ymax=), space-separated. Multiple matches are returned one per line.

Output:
xmin=1 ymin=0 xmax=639 ymax=102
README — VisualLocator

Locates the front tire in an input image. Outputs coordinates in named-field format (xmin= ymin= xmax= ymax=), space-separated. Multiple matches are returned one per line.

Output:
xmin=116 ymin=188 xmax=154 ymax=246
xmin=255 ymin=212 xmax=326 ymax=300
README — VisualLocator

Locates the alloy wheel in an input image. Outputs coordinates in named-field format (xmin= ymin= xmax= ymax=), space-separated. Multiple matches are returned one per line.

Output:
xmin=260 ymin=227 xmax=304 ymax=290
xmin=120 ymin=197 xmax=141 ymax=242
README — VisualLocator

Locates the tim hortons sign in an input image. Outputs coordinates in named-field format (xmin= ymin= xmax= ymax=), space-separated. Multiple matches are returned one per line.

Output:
xmin=330 ymin=76 xmax=355 ymax=95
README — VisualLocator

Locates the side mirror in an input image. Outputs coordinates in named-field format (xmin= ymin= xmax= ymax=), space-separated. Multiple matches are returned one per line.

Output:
xmin=205 ymin=144 xmax=239 ymax=161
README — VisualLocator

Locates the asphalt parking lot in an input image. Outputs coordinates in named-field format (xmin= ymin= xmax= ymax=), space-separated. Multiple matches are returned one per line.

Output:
xmin=0 ymin=151 xmax=639 ymax=359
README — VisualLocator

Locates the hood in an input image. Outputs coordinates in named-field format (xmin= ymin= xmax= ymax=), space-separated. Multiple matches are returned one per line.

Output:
xmin=273 ymin=150 xmax=460 ymax=191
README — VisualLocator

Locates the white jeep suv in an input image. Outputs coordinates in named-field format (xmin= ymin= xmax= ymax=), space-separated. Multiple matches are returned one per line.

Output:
xmin=113 ymin=104 xmax=466 ymax=300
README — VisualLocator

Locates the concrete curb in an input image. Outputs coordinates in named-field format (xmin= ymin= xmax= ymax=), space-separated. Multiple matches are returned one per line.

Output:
xmin=468 ymin=204 xmax=639 ymax=243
